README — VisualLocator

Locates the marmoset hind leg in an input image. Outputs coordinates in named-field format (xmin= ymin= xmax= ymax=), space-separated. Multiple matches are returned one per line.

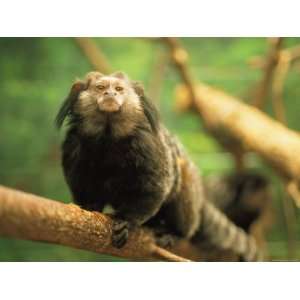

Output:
xmin=162 ymin=158 xmax=203 ymax=239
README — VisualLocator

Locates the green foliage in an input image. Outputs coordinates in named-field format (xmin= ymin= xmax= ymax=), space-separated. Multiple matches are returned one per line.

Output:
xmin=1 ymin=37 xmax=300 ymax=261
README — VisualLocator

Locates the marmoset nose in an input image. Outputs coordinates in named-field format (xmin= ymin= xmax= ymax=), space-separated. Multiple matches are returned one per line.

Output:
xmin=104 ymin=91 xmax=116 ymax=97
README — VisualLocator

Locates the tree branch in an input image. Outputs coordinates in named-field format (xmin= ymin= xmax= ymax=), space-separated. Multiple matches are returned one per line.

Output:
xmin=161 ymin=37 xmax=198 ymax=110
xmin=161 ymin=37 xmax=247 ymax=171
xmin=176 ymin=82 xmax=300 ymax=185
xmin=74 ymin=38 xmax=112 ymax=74
xmin=0 ymin=185 xmax=191 ymax=262
xmin=249 ymin=44 xmax=300 ymax=70
xmin=252 ymin=37 xmax=283 ymax=108
xmin=271 ymin=49 xmax=290 ymax=124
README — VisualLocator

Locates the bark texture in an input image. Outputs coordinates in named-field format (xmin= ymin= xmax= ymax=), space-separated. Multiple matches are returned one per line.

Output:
xmin=0 ymin=185 xmax=192 ymax=262
xmin=176 ymin=83 xmax=300 ymax=183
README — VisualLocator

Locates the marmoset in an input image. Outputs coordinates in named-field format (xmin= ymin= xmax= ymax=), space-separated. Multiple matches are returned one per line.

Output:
xmin=56 ymin=71 xmax=263 ymax=261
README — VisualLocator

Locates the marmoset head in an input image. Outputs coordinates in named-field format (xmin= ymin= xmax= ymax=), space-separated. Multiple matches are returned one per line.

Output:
xmin=56 ymin=71 xmax=159 ymax=138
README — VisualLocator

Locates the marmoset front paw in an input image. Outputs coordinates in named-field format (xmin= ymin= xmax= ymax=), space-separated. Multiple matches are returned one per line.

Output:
xmin=111 ymin=219 xmax=129 ymax=248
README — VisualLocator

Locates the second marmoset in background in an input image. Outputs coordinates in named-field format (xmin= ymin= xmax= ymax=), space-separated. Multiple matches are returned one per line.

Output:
xmin=56 ymin=71 xmax=268 ymax=261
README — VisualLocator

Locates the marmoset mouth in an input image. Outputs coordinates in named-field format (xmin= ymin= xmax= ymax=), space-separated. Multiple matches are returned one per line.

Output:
xmin=98 ymin=99 xmax=121 ymax=113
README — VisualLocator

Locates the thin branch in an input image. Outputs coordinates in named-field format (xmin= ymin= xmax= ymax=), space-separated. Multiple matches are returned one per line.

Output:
xmin=252 ymin=37 xmax=283 ymax=109
xmin=161 ymin=37 xmax=246 ymax=171
xmin=151 ymin=245 xmax=191 ymax=262
xmin=286 ymin=180 xmax=300 ymax=208
xmin=0 ymin=185 xmax=190 ymax=262
xmin=161 ymin=37 xmax=198 ymax=110
xmin=250 ymin=44 xmax=300 ymax=69
xmin=271 ymin=49 xmax=290 ymax=124
xmin=280 ymin=183 xmax=298 ymax=260
xmin=74 ymin=38 xmax=112 ymax=74
xmin=248 ymin=38 xmax=288 ymax=123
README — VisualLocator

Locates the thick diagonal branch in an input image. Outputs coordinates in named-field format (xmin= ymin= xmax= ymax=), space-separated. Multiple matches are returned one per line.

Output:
xmin=176 ymin=83 xmax=300 ymax=184
xmin=0 ymin=185 xmax=191 ymax=262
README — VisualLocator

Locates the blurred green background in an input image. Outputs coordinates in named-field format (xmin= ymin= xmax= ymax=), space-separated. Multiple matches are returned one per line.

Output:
xmin=0 ymin=37 xmax=300 ymax=261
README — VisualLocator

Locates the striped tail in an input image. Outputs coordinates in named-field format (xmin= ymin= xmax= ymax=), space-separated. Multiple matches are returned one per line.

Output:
xmin=199 ymin=201 xmax=263 ymax=261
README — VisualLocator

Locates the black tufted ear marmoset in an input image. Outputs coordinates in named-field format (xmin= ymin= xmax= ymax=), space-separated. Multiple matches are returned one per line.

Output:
xmin=56 ymin=71 xmax=264 ymax=261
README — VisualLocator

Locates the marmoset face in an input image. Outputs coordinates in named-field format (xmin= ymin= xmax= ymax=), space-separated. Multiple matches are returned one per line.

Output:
xmin=76 ymin=72 xmax=141 ymax=114
xmin=73 ymin=72 xmax=145 ymax=137
xmin=93 ymin=76 xmax=126 ymax=112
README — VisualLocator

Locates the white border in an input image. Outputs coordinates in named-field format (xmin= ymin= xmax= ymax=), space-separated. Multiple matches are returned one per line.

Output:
xmin=0 ymin=263 xmax=299 ymax=300
xmin=1 ymin=1 xmax=299 ymax=299
xmin=1 ymin=0 xmax=300 ymax=36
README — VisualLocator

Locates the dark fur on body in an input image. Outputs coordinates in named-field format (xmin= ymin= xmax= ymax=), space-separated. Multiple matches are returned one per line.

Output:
xmin=56 ymin=71 xmax=199 ymax=235
xmin=56 ymin=71 xmax=264 ymax=260
xmin=60 ymin=76 xmax=162 ymax=219
xmin=62 ymin=127 xmax=168 ymax=223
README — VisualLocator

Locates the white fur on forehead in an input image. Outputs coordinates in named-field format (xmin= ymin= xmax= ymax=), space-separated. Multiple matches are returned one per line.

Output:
xmin=111 ymin=71 xmax=129 ymax=81
xmin=85 ymin=71 xmax=104 ymax=81
xmin=94 ymin=75 xmax=135 ymax=91
xmin=95 ymin=76 xmax=125 ymax=85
